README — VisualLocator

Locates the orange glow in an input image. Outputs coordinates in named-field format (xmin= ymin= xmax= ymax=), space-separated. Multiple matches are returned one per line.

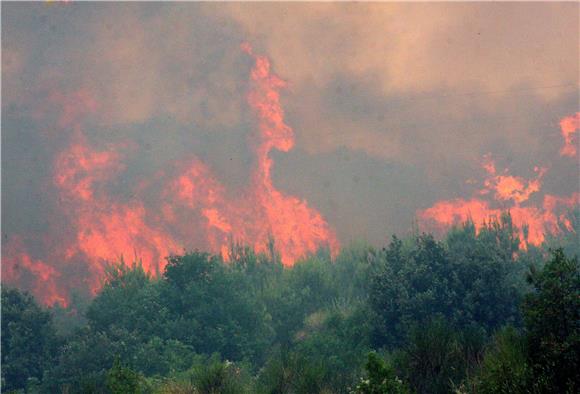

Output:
xmin=559 ymin=112 xmax=579 ymax=157
xmin=45 ymin=0 xmax=71 ymax=4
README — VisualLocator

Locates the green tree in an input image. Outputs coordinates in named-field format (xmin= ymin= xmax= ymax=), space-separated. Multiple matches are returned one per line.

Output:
xmin=161 ymin=252 xmax=274 ymax=364
xmin=1 ymin=288 xmax=58 ymax=393
xmin=257 ymin=347 xmax=328 ymax=394
xmin=261 ymin=255 xmax=337 ymax=346
xmin=543 ymin=208 xmax=579 ymax=259
xmin=351 ymin=352 xmax=409 ymax=394
xmin=394 ymin=318 xmax=477 ymax=394
xmin=370 ymin=234 xmax=459 ymax=347
xmin=471 ymin=326 xmax=531 ymax=394
xmin=42 ymin=327 xmax=130 ymax=393
xmin=106 ymin=357 xmax=141 ymax=394
xmin=190 ymin=355 xmax=251 ymax=394
xmin=289 ymin=303 xmax=371 ymax=392
xmin=523 ymin=249 xmax=580 ymax=392
xmin=371 ymin=215 xmax=523 ymax=349
xmin=446 ymin=215 xmax=523 ymax=330
xmin=86 ymin=259 xmax=166 ymax=339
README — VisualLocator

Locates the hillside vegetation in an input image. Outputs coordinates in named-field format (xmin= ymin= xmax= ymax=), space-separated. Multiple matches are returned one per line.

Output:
xmin=2 ymin=211 xmax=579 ymax=393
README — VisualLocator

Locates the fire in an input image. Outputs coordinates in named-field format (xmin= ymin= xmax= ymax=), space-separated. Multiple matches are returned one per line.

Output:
xmin=3 ymin=237 xmax=68 ymax=307
xmin=2 ymin=44 xmax=339 ymax=305
xmin=169 ymin=43 xmax=339 ymax=265
xmin=480 ymin=154 xmax=546 ymax=204
xmin=54 ymin=136 xmax=122 ymax=202
xmin=420 ymin=194 xmax=578 ymax=247
xmin=559 ymin=112 xmax=579 ymax=157
xmin=419 ymin=115 xmax=579 ymax=247
xmin=51 ymin=99 xmax=181 ymax=294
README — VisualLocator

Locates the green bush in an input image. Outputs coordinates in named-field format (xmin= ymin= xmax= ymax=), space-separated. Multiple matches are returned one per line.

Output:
xmin=106 ymin=357 xmax=142 ymax=394
xmin=351 ymin=352 xmax=409 ymax=394
xmin=472 ymin=327 xmax=531 ymax=394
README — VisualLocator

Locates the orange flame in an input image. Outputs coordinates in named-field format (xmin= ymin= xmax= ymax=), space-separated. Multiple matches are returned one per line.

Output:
xmin=51 ymin=101 xmax=182 ymax=294
xmin=4 ymin=44 xmax=339 ymax=305
xmin=169 ymin=43 xmax=339 ymax=265
xmin=559 ymin=112 xmax=579 ymax=157
xmin=419 ymin=114 xmax=579 ymax=248
xmin=2 ymin=237 xmax=68 ymax=307
xmin=481 ymin=154 xmax=546 ymax=204
xmin=419 ymin=193 xmax=578 ymax=247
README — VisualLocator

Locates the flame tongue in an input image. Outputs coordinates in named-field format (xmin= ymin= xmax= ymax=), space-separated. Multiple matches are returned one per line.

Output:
xmin=245 ymin=44 xmax=338 ymax=264
xmin=171 ymin=43 xmax=339 ymax=265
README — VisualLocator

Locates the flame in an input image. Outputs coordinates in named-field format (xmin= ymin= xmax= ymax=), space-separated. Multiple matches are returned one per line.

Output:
xmin=481 ymin=154 xmax=546 ymax=204
xmin=244 ymin=43 xmax=339 ymax=263
xmin=4 ymin=44 xmax=339 ymax=305
xmin=169 ymin=43 xmax=339 ymax=265
xmin=420 ymin=194 xmax=578 ymax=247
xmin=559 ymin=112 xmax=579 ymax=157
xmin=419 ymin=114 xmax=579 ymax=248
xmin=54 ymin=136 xmax=122 ymax=202
xmin=2 ymin=237 xmax=68 ymax=307
xmin=51 ymin=101 xmax=182 ymax=294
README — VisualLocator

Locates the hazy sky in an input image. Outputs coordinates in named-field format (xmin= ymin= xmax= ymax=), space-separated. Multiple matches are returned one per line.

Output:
xmin=3 ymin=2 xmax=578 ymax=250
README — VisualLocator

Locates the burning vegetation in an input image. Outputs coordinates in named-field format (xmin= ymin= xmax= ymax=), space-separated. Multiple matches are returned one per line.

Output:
xmin=3 ymin=45 xmax=339 ymax=306
xmin=419 ymin=112 xmax=579 ymax=249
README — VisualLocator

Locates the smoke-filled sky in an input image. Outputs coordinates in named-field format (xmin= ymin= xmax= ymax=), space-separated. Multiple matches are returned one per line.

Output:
xmin=2 ymin=2 xmax=579 ymax=305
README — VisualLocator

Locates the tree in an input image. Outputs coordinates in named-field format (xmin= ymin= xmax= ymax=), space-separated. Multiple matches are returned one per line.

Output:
xmin=370 ymin=217 xmax=523 ymax=349
xmin=161 ymin=251 xmax=274 ymax=363
xmin=471 ymin=326 xmax=531 ymax=394
xmin=446 ymin=215 xmax=523 ymax=330
xmin=523 ymin=249 xmax=580 ymax=392
xmin=543 ymin=208 xmax=579 ymax=259
xmin=1 ymin=288 xmax=58 ymax=393
xmin=351 ymin=352 xmax=409 ymax=394
xmin=106 ymin=357 xmax=141 ymax=394
xmin=291 ymin=303 xmax=372 ymax=392
xmin=370 ymin=234 xmax=459 ymax=347
xmin=394 ymin=318 xmax=478 ymax=394
xmin=42 ymin=327 xmax=129 ymax=393
xmin=86 ymin=259 xmax=166 ymax=339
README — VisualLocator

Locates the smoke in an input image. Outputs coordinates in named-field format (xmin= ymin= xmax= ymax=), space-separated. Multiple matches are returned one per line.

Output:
xmin=2 ymin=2 xmax=578 ymax=304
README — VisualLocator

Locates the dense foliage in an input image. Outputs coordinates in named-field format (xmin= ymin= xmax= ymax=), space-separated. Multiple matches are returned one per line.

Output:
xmin=2 ymin=211 xmax=579 ymax=393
